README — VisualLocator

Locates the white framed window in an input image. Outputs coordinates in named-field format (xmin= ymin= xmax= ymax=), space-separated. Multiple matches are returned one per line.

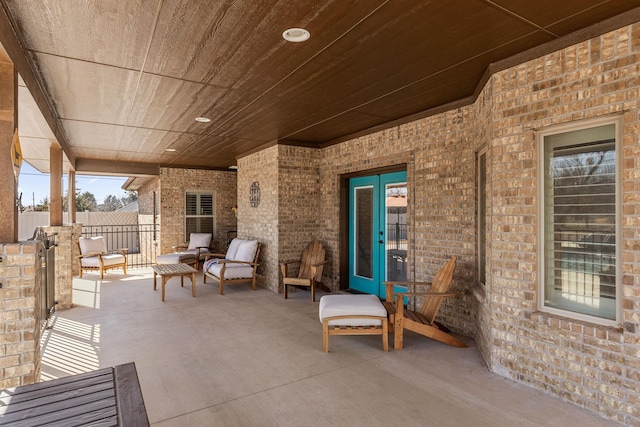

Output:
xmin=538 ymin=116 xmax=621 ymax=325
xmin=185 ymin=191 xmax=214 ymax=240
xmin=477 ymin=146 xmax=487 ymax=286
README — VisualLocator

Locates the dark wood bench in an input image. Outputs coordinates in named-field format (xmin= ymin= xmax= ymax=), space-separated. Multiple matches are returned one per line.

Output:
xmin=0 ymin=362 xmax=149 ymax=426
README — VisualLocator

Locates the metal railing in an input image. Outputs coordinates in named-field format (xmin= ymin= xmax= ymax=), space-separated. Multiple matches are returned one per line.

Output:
xmin=386 ymin=223 xmax=407 ymax=250
xmin=82 ymin=224 xmax=160 ymax=268
xmin=29 ymin=227 xmax=57 ymax=328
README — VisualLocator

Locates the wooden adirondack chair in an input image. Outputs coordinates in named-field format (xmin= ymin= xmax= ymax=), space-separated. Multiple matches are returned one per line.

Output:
xmin=383 ymin=256 xmax=466 ymax=349
xmin=281 ymin=240 xmax=329 ymax=302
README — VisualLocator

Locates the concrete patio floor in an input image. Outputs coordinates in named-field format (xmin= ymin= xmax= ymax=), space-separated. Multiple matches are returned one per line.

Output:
xmin=40 ymin=269 xmax=616 ymax=426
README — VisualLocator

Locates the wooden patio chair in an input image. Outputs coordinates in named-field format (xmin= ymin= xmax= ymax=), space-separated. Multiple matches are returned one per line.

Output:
xmin=281 ymin=240 xmax=329 ymax=302
xmin=203 ymin=238 xmax=261 ymax=295
xmin=169 ymin=232 xmax=213 ymax=270
xmin=383 ymin=256 xmax=466 ymax=349
xmin=77 ymin=236 xmax=128 ymax=279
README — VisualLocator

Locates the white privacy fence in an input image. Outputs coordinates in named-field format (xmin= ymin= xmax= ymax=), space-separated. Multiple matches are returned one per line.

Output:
xmin=19 ymin=211 xmax=139 ymax=241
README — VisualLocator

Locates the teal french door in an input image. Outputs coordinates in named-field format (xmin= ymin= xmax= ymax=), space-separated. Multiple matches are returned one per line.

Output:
xmin=348 ymin=171 xmax=407 ymax=298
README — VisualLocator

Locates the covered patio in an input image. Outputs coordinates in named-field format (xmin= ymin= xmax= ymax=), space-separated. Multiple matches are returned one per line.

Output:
xmin=2 ymin=2 xmax=640 ymax=425
xmin=40 ymin=269 xmax=607 ymax=426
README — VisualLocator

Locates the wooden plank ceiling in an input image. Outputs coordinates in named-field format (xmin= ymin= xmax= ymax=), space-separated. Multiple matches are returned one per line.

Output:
xmin=3 ymin=0 xmax=640 ymax=176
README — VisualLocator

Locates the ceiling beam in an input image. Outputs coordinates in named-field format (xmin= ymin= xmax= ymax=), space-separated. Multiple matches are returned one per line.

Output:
xmin=75 ymin=158 xmax=159 ymax=177
xmin=0 ymin=1 xmax=75 ymax=166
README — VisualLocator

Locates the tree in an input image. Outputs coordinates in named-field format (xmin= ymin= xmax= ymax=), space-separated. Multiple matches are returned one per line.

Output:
xmin=100 ymin=194 xmax=124 ymax=212
xmin=34 ymin=197 xmax=49 ymax=212
xmin=121 ymin=191 xmax=137 ymax=205
xmin=76 ymin=191 xmax=98 ymax=212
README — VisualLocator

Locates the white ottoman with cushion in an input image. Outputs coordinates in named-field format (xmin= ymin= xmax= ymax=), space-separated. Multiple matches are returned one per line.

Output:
xmin=156 ymin=252 xmax=197 ymax=267
xmin=319 ymin=294 xmax=389 ymax=352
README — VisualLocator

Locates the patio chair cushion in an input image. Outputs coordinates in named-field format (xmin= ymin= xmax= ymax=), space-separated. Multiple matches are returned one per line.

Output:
xmin=319 ymin=294 xmax=387 ymax=327
xmin=187 ymin=233 xmax=211 ymax=251
xmin=79 ymin=236 xmax=108 ymax=254
xmin=206 ymin=263 xmax=254 ymax=279
xmin=235 ymin=240 xmax=258 ymax=262
xmin=202 ymin=257 xmax=219 ymax=272
xmin=225 ymin=238 xmax=243 ymax=259
xmin=81 ymin=253 xmax=126 ymax=268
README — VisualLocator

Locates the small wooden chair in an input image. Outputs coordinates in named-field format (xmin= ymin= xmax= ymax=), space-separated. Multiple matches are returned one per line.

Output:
xmin=281 ymin=240 xmax=329 ymax=302
xmin=384 ymin=256 xmax=466 ymax=349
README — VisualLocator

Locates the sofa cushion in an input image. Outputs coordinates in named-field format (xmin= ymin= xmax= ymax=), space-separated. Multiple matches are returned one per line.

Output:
xmin=79 ymin=236 xmax=107 ymax=254
xmin=235 ymin=240 xmax=258 ymax=262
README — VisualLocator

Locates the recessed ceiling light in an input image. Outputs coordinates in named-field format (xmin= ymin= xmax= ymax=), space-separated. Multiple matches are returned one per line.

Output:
xmin=165 ymin=148 xmax=177 ymax=152
xmin=282 ymin=28 xmax=310 ymax=43
xmin=195 ymin=117 xmax=211 ymax=123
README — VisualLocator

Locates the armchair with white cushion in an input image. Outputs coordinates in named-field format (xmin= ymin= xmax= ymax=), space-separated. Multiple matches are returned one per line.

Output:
xmin=77 ymin=236 xmax=128 ymax=279
xmin=203 ymin=238 xmax=261 ymax=295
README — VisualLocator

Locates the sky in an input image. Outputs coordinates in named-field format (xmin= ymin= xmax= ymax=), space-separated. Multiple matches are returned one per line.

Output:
xmin=18 ymin=162 xmax=130 ymax=208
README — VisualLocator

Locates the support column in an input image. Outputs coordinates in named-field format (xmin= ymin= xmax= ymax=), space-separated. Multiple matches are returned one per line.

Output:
xmin=68 ymin=169 xmax=76 ymax=223
xmin=50 ymin=144 xmax=63 ymax=226
xmin=0 ymin=56 xmax=17 ymax=242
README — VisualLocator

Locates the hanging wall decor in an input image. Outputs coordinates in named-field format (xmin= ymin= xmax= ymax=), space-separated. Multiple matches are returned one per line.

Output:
xmin=250 ymin=181 xmax=260 ymax=207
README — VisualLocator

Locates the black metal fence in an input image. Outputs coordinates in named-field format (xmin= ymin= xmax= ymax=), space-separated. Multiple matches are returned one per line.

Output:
xmin=386 ymin=223 xmax=408 ymax=281
xmin=82 ymin=224 xmax=159 ymax=268
xmin=387 ymin=223 xmax=407 ymax=250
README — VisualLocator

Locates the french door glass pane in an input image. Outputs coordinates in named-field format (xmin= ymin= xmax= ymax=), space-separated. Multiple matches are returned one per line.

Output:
xmin=355 ymin=186 xmax=373 ymax=278
xmin=385 ymin=183 xmax=407 ymax=281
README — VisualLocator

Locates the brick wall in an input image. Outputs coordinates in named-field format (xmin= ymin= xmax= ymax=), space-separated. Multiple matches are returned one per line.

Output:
xmin=0 ymin=242 xmax=42 ymax=387
xmin=237 ymin=146 xmax=279 ymax=291
xmin=137 ymin=178 xmax=159 ymax=216
xmin=470 ymin=82 xmax=494 ymax=367
xmin=277 ymin=145 xmax=321 ymax=290
xmin=483 ymin=25 xmax=640 ymax=424
xmin=157 ymin=168 xmax=237 ymax=254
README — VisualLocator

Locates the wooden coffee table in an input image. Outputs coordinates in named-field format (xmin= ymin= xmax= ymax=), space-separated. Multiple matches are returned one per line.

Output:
xmin=152 ymin=263 xmax=198 ymax=301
